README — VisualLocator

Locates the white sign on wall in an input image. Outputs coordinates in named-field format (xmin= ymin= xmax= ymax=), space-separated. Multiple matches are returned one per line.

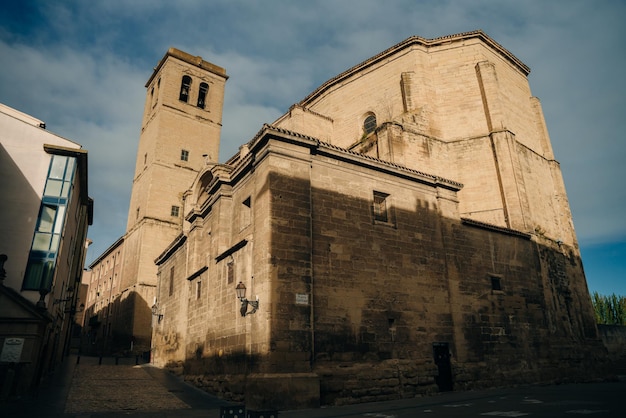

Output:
xmin=0 ymin=338 xmax=25 ymax=363
xmin=295 ymin=293 xmax=309 ymax=305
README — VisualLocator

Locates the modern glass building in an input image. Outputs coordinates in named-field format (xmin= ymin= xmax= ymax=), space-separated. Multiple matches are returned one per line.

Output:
xmin=0 ymin=103 xmax=92 ymax=398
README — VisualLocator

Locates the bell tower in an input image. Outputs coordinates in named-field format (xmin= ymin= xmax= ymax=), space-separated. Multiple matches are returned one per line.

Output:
xmin=127 ymin=48 xmax=227 ymax=236
xmin=120 ymin=49 xmax=227 ymax=343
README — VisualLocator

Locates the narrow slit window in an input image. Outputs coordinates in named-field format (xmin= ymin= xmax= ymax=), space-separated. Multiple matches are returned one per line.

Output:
xmin=227 ymin=261 xmax=234 ymax=284
xmin=197 ymin=82 xmax=208 ymax=109
xmin=179 ymin=75 xmax=192 ymax=102
xmin=169 ymin=266 xmax=175 ymax=296
xmin=241 ymin=196 xmax=251 ymax=229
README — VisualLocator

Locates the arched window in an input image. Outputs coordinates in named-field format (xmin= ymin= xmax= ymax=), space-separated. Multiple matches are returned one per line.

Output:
xmin=179 ymin=75 xmax=192 ymax=102
xmin=363 ymin=113 xmax=377 ymax=134
xmin=197 ymin=82 xmax=209 ymax=109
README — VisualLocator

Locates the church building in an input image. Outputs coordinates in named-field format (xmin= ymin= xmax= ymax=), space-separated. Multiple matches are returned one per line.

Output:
xmin=94 ymin=31 xmax=606 ymax=409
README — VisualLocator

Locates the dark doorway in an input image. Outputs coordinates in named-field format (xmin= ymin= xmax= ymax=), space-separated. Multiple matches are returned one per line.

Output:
xmin=433 ymin=342 xmax=453 ymax=392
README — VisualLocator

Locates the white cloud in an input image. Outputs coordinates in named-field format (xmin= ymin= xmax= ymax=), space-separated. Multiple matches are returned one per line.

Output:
xmin=1 ymin=0 xmax=624 ymax=272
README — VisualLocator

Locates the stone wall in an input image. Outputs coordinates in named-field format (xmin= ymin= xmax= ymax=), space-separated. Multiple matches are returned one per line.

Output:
xmin=598 ymin=325 xmax=626 ymax=374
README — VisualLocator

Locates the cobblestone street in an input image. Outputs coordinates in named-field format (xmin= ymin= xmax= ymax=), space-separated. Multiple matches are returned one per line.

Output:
xmin=64 ymin=358 xmax=190 ymax=414
xmin=2 ymin=355 xmax=231 ymax=417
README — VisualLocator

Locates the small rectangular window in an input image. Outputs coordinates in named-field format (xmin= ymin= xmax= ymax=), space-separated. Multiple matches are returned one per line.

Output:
xmin=196 ymin=280 xmax=202 ymax=300
xmin=490 ymin=276 xmax=502 ymax=291
xmin=373 ymin=191 xmax=389 ymax=222
xmin=171 ymin=206 xmax=180 ymax=217
xmin=181 ymin=149 xmax=189 ymax=161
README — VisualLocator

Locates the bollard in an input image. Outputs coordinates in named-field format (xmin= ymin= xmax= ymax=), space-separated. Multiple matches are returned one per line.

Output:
xmin=220 ymin=405 xmax=246 ymax=418
xmin=135 ymin=355 xmax=139 ymax=365
xmin=98 ymin=356 xmax=103 ymax=365
xmin=76 ymin=355 xmax=80 ymax=365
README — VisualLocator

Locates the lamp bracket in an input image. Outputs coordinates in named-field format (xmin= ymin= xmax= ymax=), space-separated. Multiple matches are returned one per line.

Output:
xmin=239 ymin=297 xmax=259 ymax=316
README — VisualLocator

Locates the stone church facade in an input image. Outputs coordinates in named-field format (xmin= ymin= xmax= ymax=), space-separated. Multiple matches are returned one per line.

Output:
xmin=95 ymin=31 xmax=606 ymax=409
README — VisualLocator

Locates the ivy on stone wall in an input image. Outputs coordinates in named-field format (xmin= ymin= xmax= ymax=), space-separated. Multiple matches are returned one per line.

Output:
xmin=592 ymin=292 xmax=626 ymax=325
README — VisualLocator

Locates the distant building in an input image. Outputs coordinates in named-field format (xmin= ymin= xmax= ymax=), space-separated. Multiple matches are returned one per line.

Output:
xmin=0 ymin=103 xmax=92 ymax=398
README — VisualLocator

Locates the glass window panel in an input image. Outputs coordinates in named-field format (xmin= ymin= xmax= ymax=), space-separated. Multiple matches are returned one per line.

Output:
xmin=39 ymin=205 xmax=56 ymax=233
xmin=33 ymin=232 xmax=52 ymax=251
xmin=61 ymin=181 xmax=72 ymax=198
xmin=64 ymin=157 xmax=76 ymax=181
xmin=44 ymin=179 xmax=63 ymax=197
xmin=26 ymin=260 xmax=55 ymax=291
xmin=54 ymin=205 xmax=66 ymax=234
xmin=23 ymin=261 xmax=44 ymax=289
xmin=49 ymin=156 xmax=67 ymax=179
xmin=42 ymin=260 xmax=54 ymax=290
xmin=50 ymin=235 xmax=60 ymax=252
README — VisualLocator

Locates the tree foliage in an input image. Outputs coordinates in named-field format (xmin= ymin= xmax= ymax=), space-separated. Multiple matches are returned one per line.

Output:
xmin=591 ymin=292 xmax=626 ymax=325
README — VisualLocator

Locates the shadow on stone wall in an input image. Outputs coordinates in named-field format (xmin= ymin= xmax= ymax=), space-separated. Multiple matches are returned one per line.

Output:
xmin=82 ymin=290 xmax=152 ymax=357
xmin=165 ymin=172 xmax=610 ymax=408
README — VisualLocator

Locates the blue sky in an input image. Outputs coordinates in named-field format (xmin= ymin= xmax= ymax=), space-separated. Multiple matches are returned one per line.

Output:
xmin=1 ymin=1 xmax=624 ymax=296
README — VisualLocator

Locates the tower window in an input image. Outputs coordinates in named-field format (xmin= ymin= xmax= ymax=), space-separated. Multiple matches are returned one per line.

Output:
xmin=181 ymin=149 xmax=189 ymax=161
xmin=171 ymin=205 xmax=180 ymax=217
xmin=179 ymin=75 xmax=192 ymax=102
xmin=197 ymin=82 xmax=209 ymax=109
xmin=373 ymin=191 xmax=389 ymax=222
xmin=364 ymin=113 xmax=377 ymax=134
xmin=490 ymin=275 xmax=503 ymax=291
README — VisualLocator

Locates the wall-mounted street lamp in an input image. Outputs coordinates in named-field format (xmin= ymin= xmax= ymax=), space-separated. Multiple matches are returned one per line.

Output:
xmin=235 ymin=282 xmax=259 ymax=317
xmin=151 ymin=304 xmax=163 ymax=323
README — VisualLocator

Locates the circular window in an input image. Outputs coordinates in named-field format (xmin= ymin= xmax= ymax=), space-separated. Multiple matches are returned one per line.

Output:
xmin=363 ymin=114 xmax=377 ymax=134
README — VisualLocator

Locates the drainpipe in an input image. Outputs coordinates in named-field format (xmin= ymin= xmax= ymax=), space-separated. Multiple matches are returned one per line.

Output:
xmin=309 ymin=161 xmax=315 ymax=370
